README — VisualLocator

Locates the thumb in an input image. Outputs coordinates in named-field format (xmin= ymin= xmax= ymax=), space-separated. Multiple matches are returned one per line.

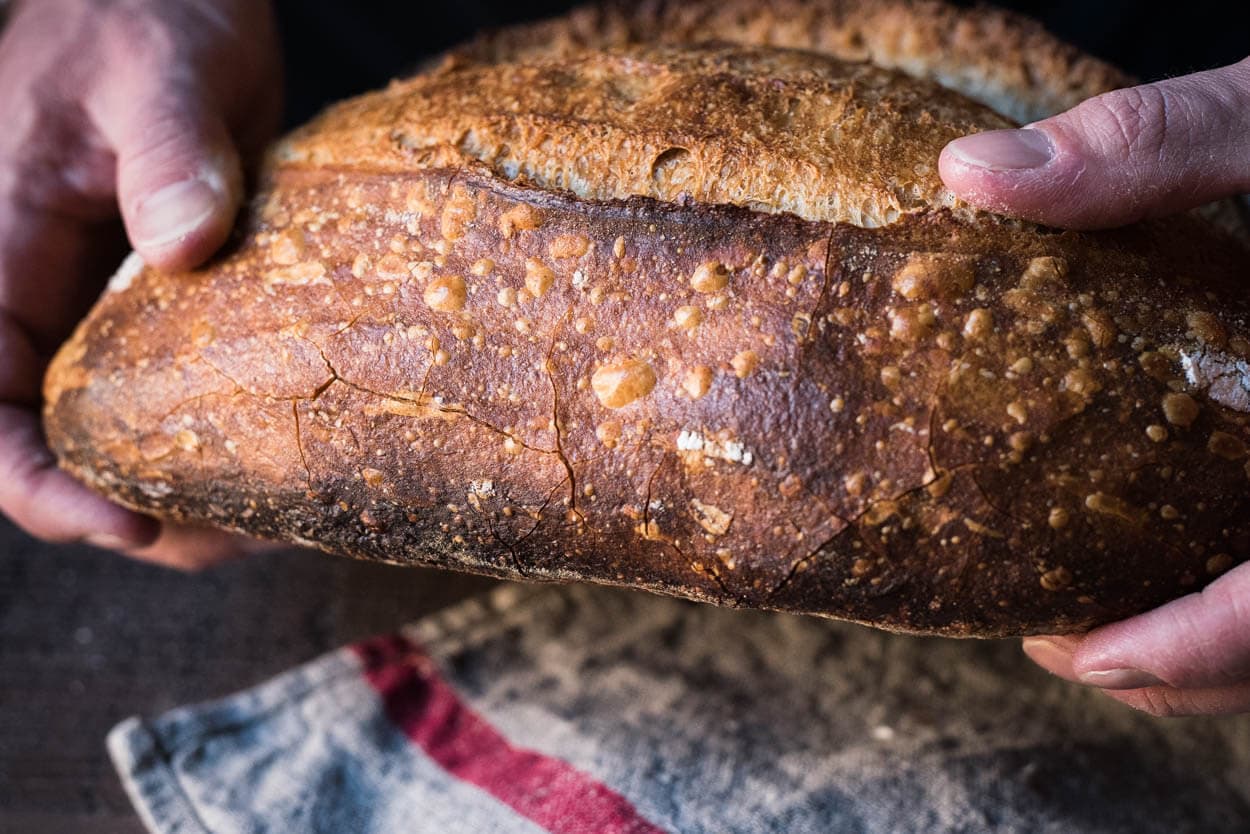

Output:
xmin=88 ymin=73 xmax=243 ymax=270
xmin=940 ymin=58 xmax=1250 ymax=228
xmin=1066 ymin=562 xmax=1250 ymax=692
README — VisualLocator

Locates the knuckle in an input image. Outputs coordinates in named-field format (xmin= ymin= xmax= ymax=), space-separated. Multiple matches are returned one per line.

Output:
xmin=1205 ymin=568 xmax=1250 ymax=627
xmin=121 ymin=111 xmax=199 ymax=165
xmin=1129 ymin=687 xmax=1195 ymax=719
xmin=0 ymin=313 xmax=39 ymax=404
xmin=99 ymin=7 xmax=180 ymax=73
xmin=0 ymin=455 xmax=56 ymax=540
xmin=115 ymin=105 xmax=218 ymax=197
xmin=1072 ymin=84 xmax=1172 ymax=162
xmin=1192 ymin=578 xmax=1250 ymax=682
xmin=1149 ymin=602 xmax=1230 ymax=688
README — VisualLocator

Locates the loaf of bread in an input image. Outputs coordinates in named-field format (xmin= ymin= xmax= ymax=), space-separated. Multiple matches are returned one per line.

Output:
xmin=44 ymin=1 xmax=1250 ymax=636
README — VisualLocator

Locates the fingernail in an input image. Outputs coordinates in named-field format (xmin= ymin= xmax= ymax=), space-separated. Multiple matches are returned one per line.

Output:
xmin=1022 ymin=637 xmax=1075 ymax=674
xmin=84 ymin=532 xmax=134 ymax=551
xmin=132 ymin=177 xmax=220 ymax=249
xmin=946 ymin=128 xmax=1055 ymax=171
xmin=1078 ymin=668 xmax=1166 ymax=690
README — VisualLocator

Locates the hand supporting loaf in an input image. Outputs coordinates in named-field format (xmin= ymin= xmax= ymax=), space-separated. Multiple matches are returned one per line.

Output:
xmin=941 ymin=52 xmax=1250 ymax=716
xmin=0 ymin=0 xmax=281 ymax=566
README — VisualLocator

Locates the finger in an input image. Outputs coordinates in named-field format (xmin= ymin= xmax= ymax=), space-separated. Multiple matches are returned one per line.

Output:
xmin=0 ymin=174 xmax=126 ymax=350
xmin=0 ymin=99 xmax=153 ymax=546
xmin=1100 ymin=682 xmax=1250 ymax=718
xmin=940 ymin=58 xmax=1250 ymax=228
xmin=1063 ymin=563 xmax=1250 ymax=691
xmin=1021 ymin=635 xmax=1083 ymax=683
xmin=87 ymin=66 xmax=243 ymax=271
xmin=119 ymin=525 xmax=286 ymax=571
xmin=0 ymin=308 xmax=156 ymax=546
xmin=1024 ymin=636 xmax=1250 ymax=716
xmin=0 ymin=404 xmax=158 ymax=547
xmin=0 ymin=308 xmax=42 ymax=406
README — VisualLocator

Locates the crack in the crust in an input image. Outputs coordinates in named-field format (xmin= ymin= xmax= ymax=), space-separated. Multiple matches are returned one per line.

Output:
xmin=96 ymin=370 xmax=202 ymax=494
xmin=292 ymin=402 xmax=313 ymax=491
xmin=924 ymin=387 xmax=943 ymax=478
xmin=280 ymin=332 xmax=574 ymax=565
xmin=511 ymin=475 xmax=569 ymax=549
xmin=691 ymin=546 xmax=735 ymax=601
xmin=150 ymin=385 xmax=241 ymax=429
xmin=543 ymin=307 xmax=580 ymax=518
xmin=309 ymin=373 xmax=338 ymax=401
xmin=764 ymin=518 xmax=853 ymax=604
xmin=658 ymin=532 xmax=735 ymax=603
xmin=815 ymin=235 xmax=835 ymax=330
xmin=330 ymin=310 xmax=366 ymax=338
xmin=327 ymin=273 xmax=358 ymax=317
xmin=199 ymin=354 xmax=336 ymax=404
xmin=792 ymin=229 xmax=839 ymax=378
xmin=634 ymin=453 xmax=739 ymax=600
xmin=347 ymin=375 xmax=557 ymax=456
xmin=764 ymin=231 xmax=946 ymax=603
xmin=967 ymin=469 xmax=1027 ymax=525
xmin=480 ymin=512 xmax=532 ymax=578
xmin=763 ymin=459 xmax=994 ymax=603
xmin=411 ymin=353 xmax=436 ymax=412
xmin=640 ymin=454 xmax=665 ymax=535
xmin=194 ymin=328 xmax=574 ymax=484
xmin=638 ymin=451 xmax=737 ymax=604
xmin=295 ymin=334 xmax=557 ymax=456
xmin=812 ymin=231 xmax=838 ymax=331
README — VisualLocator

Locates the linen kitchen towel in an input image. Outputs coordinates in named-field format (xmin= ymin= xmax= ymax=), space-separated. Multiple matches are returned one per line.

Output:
xmin=110 ymin=583 xmax=1250 ymax=833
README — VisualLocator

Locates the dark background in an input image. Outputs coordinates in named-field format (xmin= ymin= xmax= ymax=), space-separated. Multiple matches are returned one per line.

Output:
xmin=272 ymin=0 xmax=1250 ymax=124
xmin=3 ymin=1 xmax=1249 ymax=832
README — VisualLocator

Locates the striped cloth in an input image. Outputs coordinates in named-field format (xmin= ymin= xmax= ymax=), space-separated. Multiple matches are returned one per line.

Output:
xmin=110 ymin=583 xmax=1250 ymax=833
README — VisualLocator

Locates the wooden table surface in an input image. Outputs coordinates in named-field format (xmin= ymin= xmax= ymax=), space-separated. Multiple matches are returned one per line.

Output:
xmin=0 ymin=519 xmax=494 ymax=833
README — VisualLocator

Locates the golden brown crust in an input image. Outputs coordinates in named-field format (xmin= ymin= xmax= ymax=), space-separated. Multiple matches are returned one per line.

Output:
xmin=448 ymin=0 xmax=1132 ymax=123
xmin=277 ymin=45 xmax=1011 ymax=228
xmin=46 ymin=160 xmax=1250 ymax=636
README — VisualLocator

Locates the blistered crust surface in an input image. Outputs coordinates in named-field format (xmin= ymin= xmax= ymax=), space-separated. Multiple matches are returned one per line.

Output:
xmin=276 ymin=45 xmax=1012 ymax=229
xmin=46 ymin=166 xmax=1250 ymax=636
xmin=450 ymin=0 xmax=1132 ymax=123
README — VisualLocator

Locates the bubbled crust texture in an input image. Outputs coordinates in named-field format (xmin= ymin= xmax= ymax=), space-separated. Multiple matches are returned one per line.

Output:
xmin=44 ymin=44 xmax=1250 ymax=637
xmin=449 ymin=0 xmax=1132 ymax=124
xmin=277 ymin=46 xmax=1013 ymax=229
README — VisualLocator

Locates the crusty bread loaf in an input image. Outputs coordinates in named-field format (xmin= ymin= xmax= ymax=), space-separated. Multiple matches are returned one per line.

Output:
xmin=44 ymin=4 xmax=1250 ymax=636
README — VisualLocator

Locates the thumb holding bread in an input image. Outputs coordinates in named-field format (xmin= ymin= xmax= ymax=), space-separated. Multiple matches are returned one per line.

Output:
xmin=1022 ymin=565 xmax=1250 ymax=717
xmin=942 ymin=55 xmax=1250 ymax=716
xmin=940 ymin=57 xmax=1250 ymax=229
xmin=0 ymin=0 xmax=280 ymax=566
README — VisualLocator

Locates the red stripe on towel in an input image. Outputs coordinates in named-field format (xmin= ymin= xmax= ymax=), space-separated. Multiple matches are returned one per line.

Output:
xmin=353 ymin=634 xmax=666 ymax=834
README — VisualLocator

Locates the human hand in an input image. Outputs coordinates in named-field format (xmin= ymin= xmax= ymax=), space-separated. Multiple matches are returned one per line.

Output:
xmin=0 ymin=0 xmax=281 ymax=568
xmin=939 ymin=57 xmax=1250 ymax=228
xmin=1019 ymin=565 xmax=1250 ymax=717
xmin=940 ymin=58 xmax=1250 ymax=716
